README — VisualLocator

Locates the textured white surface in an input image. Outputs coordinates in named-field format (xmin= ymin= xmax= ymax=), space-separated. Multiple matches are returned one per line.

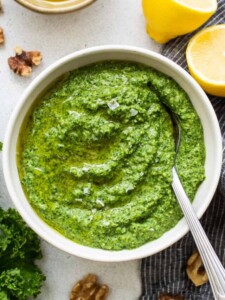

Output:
xmin=0 ymin=1 xmax=161 ymax=299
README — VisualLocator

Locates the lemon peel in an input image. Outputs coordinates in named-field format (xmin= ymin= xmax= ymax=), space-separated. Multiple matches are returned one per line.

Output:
xmin=142 ymin=0 xmax=217 ymax=44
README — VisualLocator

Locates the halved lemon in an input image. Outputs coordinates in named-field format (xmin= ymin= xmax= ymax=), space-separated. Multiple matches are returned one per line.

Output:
xmin=142 ymin=0 xmax=218 ymax=44
xmin=186 ymin=24 xmax=225 ymax=97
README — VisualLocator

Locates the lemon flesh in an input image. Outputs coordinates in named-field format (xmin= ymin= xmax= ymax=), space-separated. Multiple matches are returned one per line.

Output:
xmin=142 ymin=0 xmax=217 ymax=44
xmin=186 ymin=25 xmax=225 ymax=97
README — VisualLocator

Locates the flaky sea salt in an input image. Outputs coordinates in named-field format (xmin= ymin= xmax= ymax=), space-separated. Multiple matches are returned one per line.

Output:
xmin=83 ymin=187 xmax=90 ymax=195
xmin=68 ymin=110 xmax=80 ymax=117
xmin=92 ymin=208 xmax=97 ymax=214
xmin=82 ymin=166 xmax=89 ymax=172
xmin=102 ymin=220 xmax=110 ymax=226
xmin=76 ymin=198 xmax=83 ymax=202
xmin=107 ymin=99 xmax=120 ymax=110
xmin=96 ymin=198 xmax=105 ymax=207
xmin=130 ymin=108 xmax=138 ymax=116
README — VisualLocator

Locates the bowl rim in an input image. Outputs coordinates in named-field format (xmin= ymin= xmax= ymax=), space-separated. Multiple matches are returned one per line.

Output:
xmin=3 ymin=45 xmax=223 ymax=262
xmin=15 ymin=0 xmax=96 ymax=14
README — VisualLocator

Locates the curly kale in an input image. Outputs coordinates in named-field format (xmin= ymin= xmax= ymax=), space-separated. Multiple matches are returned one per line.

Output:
xmin=0 ymin=208 xmax=45 ymax=299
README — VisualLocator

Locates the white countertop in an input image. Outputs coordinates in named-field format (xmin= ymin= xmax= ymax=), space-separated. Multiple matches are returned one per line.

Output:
xmin=0 ymin=1 xmax=161 ymax=299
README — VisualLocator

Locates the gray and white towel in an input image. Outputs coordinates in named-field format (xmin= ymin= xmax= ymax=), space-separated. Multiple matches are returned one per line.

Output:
xmin=140 ymin=1 xmax=225 ymax=299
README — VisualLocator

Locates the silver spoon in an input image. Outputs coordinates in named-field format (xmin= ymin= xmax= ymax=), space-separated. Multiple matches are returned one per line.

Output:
xmin=165 ymin=105 xmax=225 ymax=299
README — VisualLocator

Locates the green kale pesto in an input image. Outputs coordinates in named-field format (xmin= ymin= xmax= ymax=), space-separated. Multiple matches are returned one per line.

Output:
xmin=18 ymin=61 xmax=205 ymax=250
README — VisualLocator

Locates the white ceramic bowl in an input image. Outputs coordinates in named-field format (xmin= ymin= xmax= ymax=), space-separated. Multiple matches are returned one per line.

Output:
xmin=3 ymin=46 xmax=222 ymax=262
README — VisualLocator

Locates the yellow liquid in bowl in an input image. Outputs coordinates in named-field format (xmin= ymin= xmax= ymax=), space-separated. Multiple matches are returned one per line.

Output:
xmin=16 ymin=0 xmax=95 ymax=13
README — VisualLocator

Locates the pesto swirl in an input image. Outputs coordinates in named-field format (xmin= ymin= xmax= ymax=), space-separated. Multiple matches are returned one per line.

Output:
xmin=18 ymin=61 xmax=205 ymax=250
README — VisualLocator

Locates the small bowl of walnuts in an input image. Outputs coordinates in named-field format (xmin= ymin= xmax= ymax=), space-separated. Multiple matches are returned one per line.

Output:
xmin=15 ymin=0 xmax=95 ymax=14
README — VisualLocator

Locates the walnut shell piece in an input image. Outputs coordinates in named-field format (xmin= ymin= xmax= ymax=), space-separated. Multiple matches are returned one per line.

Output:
xmin=186 ymin=251 xmax=208 ymax=286
xmin=158 ymin=293 xmax=184 ymax=300
xmin=70 ymin=274 xmax=109 ymax=300
xmin=8 ymin=56 xmax=32 ymax=77
xmin=8 ymin=47 xmax=42 ymax=76
xmin=0 ymin=27 xmax=4 ymax=44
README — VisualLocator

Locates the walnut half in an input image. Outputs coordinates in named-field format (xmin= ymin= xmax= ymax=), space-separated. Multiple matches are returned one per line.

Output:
xmin=70 ymin=274 xmax=109 ymax=300
xmin=186 ymin=251 xmax=208 ymax=286
xmin=0 ymin=27 xmax=4 ymax=44
xmin=158 ymin=293 xmax=184 ymax=300
xmin=8 ymin=47 xmax=42 ymax=76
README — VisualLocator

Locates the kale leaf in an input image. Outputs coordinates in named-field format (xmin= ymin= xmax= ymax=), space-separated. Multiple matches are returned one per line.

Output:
xmin=0 ymin=208 xmax=45 ymax=299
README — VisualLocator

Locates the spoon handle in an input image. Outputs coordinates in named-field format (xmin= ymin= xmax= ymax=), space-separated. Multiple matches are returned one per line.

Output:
xmin=172 ymin=167 xmax=225 ymax=300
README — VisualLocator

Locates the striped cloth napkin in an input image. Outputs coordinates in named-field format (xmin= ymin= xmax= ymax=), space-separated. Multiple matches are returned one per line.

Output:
xmin=140 ymin=1 xmax=225 ymax=299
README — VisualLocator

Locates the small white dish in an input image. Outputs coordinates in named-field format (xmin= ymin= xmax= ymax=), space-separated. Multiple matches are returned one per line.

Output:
xmin=15 ymin=0 xmax=95 ymax=14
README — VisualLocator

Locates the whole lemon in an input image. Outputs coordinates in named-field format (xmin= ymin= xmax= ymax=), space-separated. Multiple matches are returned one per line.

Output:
xmin=142 ymin=0 xmax=217 ymax=44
